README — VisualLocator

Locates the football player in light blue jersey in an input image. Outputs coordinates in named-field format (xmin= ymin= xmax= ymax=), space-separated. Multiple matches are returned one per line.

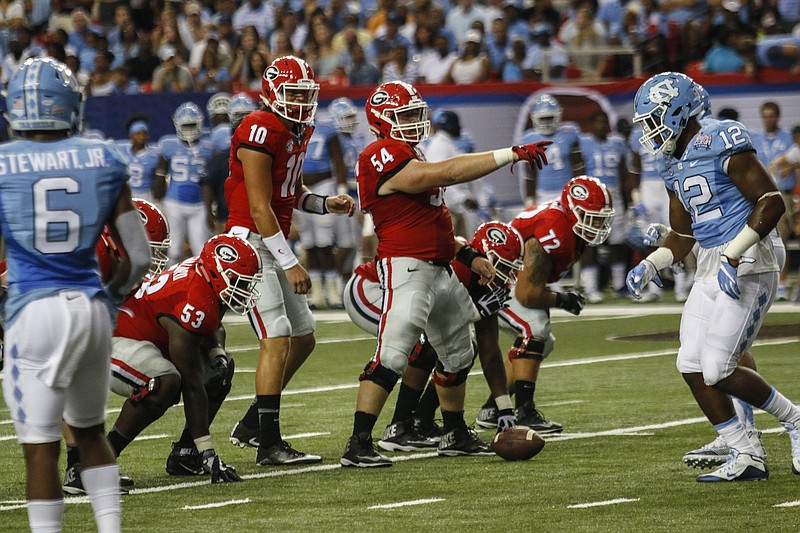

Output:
xmin=0 ymin=57 xmax=151 ymax=533
xmin=205 ymin=92 xmax=233 ymax=232
xmin=299 ymin=115 xmax=349 ymax=309
xmin=627 ymin=71 xmax=800 ymax=482
xmin=117 ymin=114 xmax=160 ymax=202
xmin=517 ymin=94 xmax=582 ymax=207
xmin=155 ymin=102 xmax=216 ymax=264
xmin=578 ymin=110 xmax=631 ymax=302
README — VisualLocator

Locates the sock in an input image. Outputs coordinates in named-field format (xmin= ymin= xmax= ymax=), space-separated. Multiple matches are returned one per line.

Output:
xmin=257 ymin=394 xmax=281 ymax=448
xmin=482 ymin=394 xmax=497 ymax=409
xmin=176 ymin=427 xmax=194 ymax=448
xmin=324 ymin=270 xmax=342 ymax=302
xmin=581 ymin=265 xmax=599 ymax=294
xmin=106 ymin=427 xmax=133 ymax=457
xmin=514 ymin=380 xmax=536 ymax=409
xmin=441 ymin=409 xmax=467 ymax=433
xmin=66 ymin=445 xmax=80 ymax=467
xmin=715 ymin=416 xmax=756 ymax=455
xmin=759 ymin=387 xmax=800 ymax=426
xmin=732 ymin=397 xmax=756 ymax=430
xmin=392 ymin=383 xmax=424 ymax=424
xmin=81 ymin=464 xmax=121 ymax=533
xmin=27 ymin=500 xmax=64 ymax=533
xmin=413 ymin=381 xmax=440 ymax=423
xmin=241 ymin=398 xmax=259 ymax=429
xmin=353 ymin=411 xmax=378 ymax=439
xmin=611 ymin=262 xmax=627 ymax=292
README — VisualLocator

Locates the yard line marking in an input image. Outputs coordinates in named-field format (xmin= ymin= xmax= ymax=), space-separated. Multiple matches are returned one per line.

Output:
xmin=544 ymin=417 xmax=709 ymax=441
xmin=568 ymin=498 xmax=640 ymax=509
xmin=774 ymin=500 xmax=800 ymax=508
xmin=183 ymin=498 xmax=251 ymax=510
xmin=285 ymin=431 xmax=330 ymax=439
xmin=369 ymin=498 xmax=445 ymax=509
xmin=135 ymin=434 xmax=169 ymax=441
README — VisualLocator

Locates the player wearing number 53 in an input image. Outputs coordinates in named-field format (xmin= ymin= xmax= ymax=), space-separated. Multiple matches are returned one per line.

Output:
xmin=626 ymin=72 xmax=800 ymax=482
xmin=224 ymin=56 xmax=356 ymax=466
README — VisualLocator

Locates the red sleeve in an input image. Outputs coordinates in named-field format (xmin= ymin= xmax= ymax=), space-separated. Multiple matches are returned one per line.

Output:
xmin=359 ymin=139 xmax=417 ymax=197
xmin=167 ymin=276 xmax=222 ymax=337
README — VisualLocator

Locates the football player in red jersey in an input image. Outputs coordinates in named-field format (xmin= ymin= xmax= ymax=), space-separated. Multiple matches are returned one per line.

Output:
xmin=476 ymin=176 xmax=615 ymax=433
xmin=340 ymin=80 xmax=551 ymax=467
xmin=344 ymin=222 xmax=525 ymax=453
xmin=224 ymin=55 xmax=355 ymax=466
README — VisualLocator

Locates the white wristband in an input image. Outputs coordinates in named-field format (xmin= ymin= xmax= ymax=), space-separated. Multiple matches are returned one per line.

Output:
xmin=722 ymin=225 xmax=761 ymax=260
xmin=493 ymin=148 xmax=514 ymax=167
xmin=495 ymin=394 xmax=513 ymax=411
xmin=262 ymin=231 xmax=299 ymax=270
xmin=645 ymin=247 xmax=674 ymax=271
xmin=194 ymin=435 xmax=214 ymax=453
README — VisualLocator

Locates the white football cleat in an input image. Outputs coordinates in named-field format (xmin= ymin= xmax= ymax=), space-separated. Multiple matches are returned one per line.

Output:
xmin=781 ymin=421 xmax=800 ymax=475
xmin=696 ymin=450 xmax=768 ymax=482
xmin=682 ymin=435 xmax=729 ymax=469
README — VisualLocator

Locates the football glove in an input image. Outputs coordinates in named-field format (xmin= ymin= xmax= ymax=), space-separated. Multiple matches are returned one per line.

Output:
xmin=643 ymin=223 xmax=670 ymax=247
xmin=555 ymin=291 xmax=585 ymax=315
xmin=475 ymin=285 xmax=511 ymax=318
xmin=626 ymin=260 xmax=663 ymax=299
xmin=511 ymin=140 xmax=552 ymax=170
xmin=497 ymin=408 xmax=518 ymax=432
xmin=201 ymin=449 xmax=242 ymax=483
xmin=717 ymin=255 xmax=740 ymax=300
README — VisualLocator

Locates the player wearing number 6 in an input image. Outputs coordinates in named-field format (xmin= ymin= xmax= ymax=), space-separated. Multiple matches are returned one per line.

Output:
xmin=0 ymin=57 xmax=152 ymax=532
xmin=627 ymin=71 xmax=800 ymax=482
xmin=224 ymin=55 xmax=356 ymax=466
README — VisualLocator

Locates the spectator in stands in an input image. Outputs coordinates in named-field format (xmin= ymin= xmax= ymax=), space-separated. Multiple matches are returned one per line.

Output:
xmin=717 ymin=107 xmax=739 ymax=120
xmin=485 ymin=17 xmax=512 ymax=76
xmin=523 ymin=22 xmax=568 ymax=80
xmin=151 ymin=45 xmax=193 ymax=93
xmin=271 ymin=30 xmax=297 ymax=58
xmin=0 ymin=0 xmax=26 ymax=47
xmin=701 ymin=27 xmax=750 ymax=73
xmin=106 ymin=4 xmax=132 ymax=49
xmin=412 ymin=0 xmax=446 ymax=31
xmin=755 ymin=34 xmax=800 ymax=75
xmin=233 ymin=0 xmax=275 ymax=41
xmin=332 ymin=13 xmax=371 ymax=55
xmin=776 ymin=0 xmax=800 ymax=32
xmin=501 ymin=36 xmax=528 ymax=81
xmin=325 ymin=0 xmax=354 ymax=33
xmin=43 ymin=39 xmax=66 ymax=63
xmin=195 ymin=45 xmax=232 ymax=93
xmin=270 ymin=8 xmax=308 ymax=53
xmin=64 ymin=49 xmax=89 ymax=87
xmin=190 ymin=30 xmax=232 ymax=74
xmin=346 ymin=41 xmax=381 ymax=85
xmin=78 ymin=29 xmax=104 ymax=74
xmin=369 ymin=10 xmax=412 ymax=72
xmin=230 ymin=25 xmax=267 ymax=88
xmin=367 ymin=0 xmax=399 ymax=35
xmin=521 ymin=0 xmax=561 ymax=37
xmin=178 ymin=1 xmax=206 ymax=51
xmin=88 ymin=49 xmax=116 ymax=96
xmin=445 ymin=28 xmax=489 ymax=83
xmin=67 ymin=9 xmax=92 ymax=54
xmin=417 ymin=31 xmax=457 ymax=83
xmin=126 ymin=33 xmax=160 ymax=86
xmin=215 ymin=13 xmax=237 ymax=53
xmin=412 ymin=23 xmax=437 ymax=58
xmin=110 ymin=65 xmax=140 ymax=95
xmin=382 ymin=43 xmax=419 ymax=83
xmin=560 ymin=2 xmax=609 ymax=80
xmin=446 ymin=0 xmax=487 ymax=47
xmin=155 ymin=17 xmax=189 ymax=65
xmin=27 ymin=0 xmax=50 ymax=33
xmin=110 ymin=21 xmax=140 ymax=69
xmin=306 ymin=19 xmax=341 ymax=79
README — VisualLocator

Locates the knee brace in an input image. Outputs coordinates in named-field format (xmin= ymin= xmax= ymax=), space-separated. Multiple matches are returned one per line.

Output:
xmin=432 ymin=359 xmax=471 ymax=387
xmin=408 ymin=337 xmax=437 ymax=372
xmin=359 ymin=360 xmax=401 ymax=393
xmin=205 ymin=353 xmax=235 ymax=402
xmin=130 ymin=375 xmax=180 ymax=421
xmin=508 ymin=336 xmax=546 ymax=361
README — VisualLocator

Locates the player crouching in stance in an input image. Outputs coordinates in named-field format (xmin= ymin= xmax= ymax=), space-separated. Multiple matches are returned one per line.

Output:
xmin=626 ymin=72 xmax=800 ymax=481
xmin=340 ymin=80 xmax=550 ymax=467
xmin=344 ymin=222 xmax=525 ymax=454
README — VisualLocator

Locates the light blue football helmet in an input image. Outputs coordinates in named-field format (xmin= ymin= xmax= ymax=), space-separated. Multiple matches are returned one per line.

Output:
xmin=206 ymin=92 xmax=231 ymax=120
xmin=530 ymin=94 xmax=562 ymax=135
xmin=633 ymin=72 xmax=702 ymax=156
xmin=5 ymin=57 xmax=83 ymax=133
xmin=228 ymin=93 xmax=257 ymax=128
xmin=328 ymin=97 xmax=359 ymax=134
xmin=695 ymin=83 xmax=711 ymax=119
xmin=173 ymin=102 xmax=204 ymax=143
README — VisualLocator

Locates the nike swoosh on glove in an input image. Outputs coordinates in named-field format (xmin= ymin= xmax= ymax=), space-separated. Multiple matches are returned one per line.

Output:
xmin=626 ymin=259 xmax=663 ymax=299
xmin=512 ymin=141 xmax=552 ymax=170
xmin=717 ymin=255 xmax=740 ymax=300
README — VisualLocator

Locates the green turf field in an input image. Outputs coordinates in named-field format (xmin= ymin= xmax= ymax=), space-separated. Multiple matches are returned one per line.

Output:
xmin=1 ymin=304 xmax=799 ymax=532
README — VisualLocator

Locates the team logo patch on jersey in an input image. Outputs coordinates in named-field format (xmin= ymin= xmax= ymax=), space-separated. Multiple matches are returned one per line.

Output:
xmin=369 ymin=90 xmax=389 ymax=106
xmin=485 ymin=227 xmax=508 ymax=244
xmin=647 ymin=79 xmax=679 ymax=104
xmin=694 ymin=134 xmax=712 ymax=150
xmin=215 ymin=244 xmax=239 ymax=262
xmin=569 ymin=184 xmax=589 ymax=201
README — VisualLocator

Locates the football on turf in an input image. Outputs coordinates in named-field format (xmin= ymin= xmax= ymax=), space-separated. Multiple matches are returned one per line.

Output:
xmin=491 ymin=426 xmax=545 ymax=461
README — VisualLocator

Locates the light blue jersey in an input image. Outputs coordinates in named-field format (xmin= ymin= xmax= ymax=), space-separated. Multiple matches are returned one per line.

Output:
xmin=579 ymin=133 xmax=627 ymax=188
xmin=752 ymin=128 xmax=795 ymax=192
xmin=302 ymin=121 xmax=338 ymax=175
xmin=629 ymin=126 xmax=661 ymax=183
xmin=660 ymin=118 xmax=754 ymax=248
xmin=210 ymin=123 xmax=232 ymax=153
xmin=0 ymin=137 xmax=128 ymax=325
xmin=520 ymin=125 xmax=580 ymax=196
xmin=337 ymin=130 xmax=367 ymax=192
xmin=158 ymin=135 xmax=214 ymax=204
xmin=117 ymin=140 xmax=160 ymax=198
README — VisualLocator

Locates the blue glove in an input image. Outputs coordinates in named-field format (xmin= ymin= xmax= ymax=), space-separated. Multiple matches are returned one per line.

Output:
xmin=717 ymin=255 xmax=740 ymax=300
xmin=643 ymin=223 xmax=670 ymax=247
xmin=626 ymin=260 xmax=663 ymax=299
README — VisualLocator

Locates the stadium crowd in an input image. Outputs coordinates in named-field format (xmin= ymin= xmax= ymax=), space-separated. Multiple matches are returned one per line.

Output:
xmin=2 ymin=0 xmax=800 ymax=94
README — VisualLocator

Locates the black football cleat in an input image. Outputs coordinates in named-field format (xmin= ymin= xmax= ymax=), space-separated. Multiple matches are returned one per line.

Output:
xmin=437 ymin=426 xmax=494 ymax=457
xmin=63 ymin=463 xmax=131 ymax=494
xmin=378 ymin=420 xmax=438 ymax=452
xmin=340 ymin=433 xmax=393 ymax=467
xmin=515 ymin=402 xmax=563 ymax=434
xmin=166 ymin=442 xmax=205 ymax=476
xmin=256 ymin=440 xmax=322 ymax=466
xmin=229 ymin=421 xmax=260 ymax=449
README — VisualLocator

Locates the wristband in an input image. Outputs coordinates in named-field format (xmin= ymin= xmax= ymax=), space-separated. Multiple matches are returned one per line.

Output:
xmin=644 ymin=247 xmax=674 ymax=271
xmin=492 ymin=148 xmax=514 ymax=167
xmin=262 ymin=231 xmax=299 ymax=270
xmin=495 ymin=394 xmax=513 ymax=411
xmin=455 ymin=244 xmax=481 ymax=267
xmin=194 ymin=435 xmax=214 ymax=453
xmin=298 ymin=191 xmax=329 ymax=215
xmin=722 ymin=225 xmax=760 ymax=261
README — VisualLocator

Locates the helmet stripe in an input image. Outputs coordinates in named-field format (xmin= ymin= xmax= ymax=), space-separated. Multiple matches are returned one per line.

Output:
xmin=24 ymin=59 xmax=43 ymax=120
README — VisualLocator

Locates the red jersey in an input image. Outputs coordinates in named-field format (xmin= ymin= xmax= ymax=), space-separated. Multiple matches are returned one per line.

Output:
xmin=356 ymin=138 xmax=455 ymax=264
xmin=114 ymin=258 xmax=222 ymax=357
xmin=511 ymin=201 xmax=585 ymax=283
xmin=224 ymin=109 xmax=313 ymax=237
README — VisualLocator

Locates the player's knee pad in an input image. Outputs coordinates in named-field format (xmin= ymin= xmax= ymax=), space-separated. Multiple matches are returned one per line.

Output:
xmin=270 ymin=315 xmax=293 ymax=338
xmin=359 ymin=360 xmax=400 ymax=393
xmin=701 ymin=357 xmax=737 ymax=387
xmin=408 ymin=336 xmax=437 ymax=372
xmin=508 ymin=336 xmax=546 ymax=361
xmin=432 ymin=359 xmax=471 ymax=387
xmin=130 ymin=374 xmax=180 ymax=421
xmin=205 ymin=353 xmax=234 ymax=402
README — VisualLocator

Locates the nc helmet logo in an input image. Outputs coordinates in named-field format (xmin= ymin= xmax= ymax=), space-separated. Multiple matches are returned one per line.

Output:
xmin=485 ymin=227 xmax=508 ymax=244
xmin=215 ymin=244 xmax=239 ymax=262
xmin=569 ymin=184 xmax=589 ymax=200
xmin=647 ymin=79 xmax=679 ymax=105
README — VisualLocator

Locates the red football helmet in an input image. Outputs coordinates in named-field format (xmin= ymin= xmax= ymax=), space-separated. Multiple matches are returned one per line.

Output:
xmin=133 ymin=198 xmax=171 ymax=275
xmin=198 ymin=235 xmax=263 ymax=315
xmin=560 ymin=176 xmax=615 ymax=246
xmin=471 ymin=221 xmax=525 ymax=287
xmin=365 ymin=81 xmax=430 ymax=143
xmin=261 ymin=55 xmax=319 ymax=124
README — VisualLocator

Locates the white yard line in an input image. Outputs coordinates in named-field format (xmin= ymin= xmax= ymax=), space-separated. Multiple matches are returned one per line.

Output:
xmin=369 ymin=498 xmax=445 ymax=509
xmin=773 ymin=500 xmax=800 ymax=508
xmin=182 ymin=498 xmax=251 ymax=510
xmin=567 ymin=498 xmax=640 ymax=509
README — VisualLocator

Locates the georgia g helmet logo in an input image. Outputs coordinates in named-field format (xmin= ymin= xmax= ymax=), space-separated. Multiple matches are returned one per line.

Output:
xmin=647 ymin=79 xmax=679 ymax=105
xmin=264 ymin=65 xmax=279 ymax=82
xmin=137 ymin=209 xmax=148 ymax=225
xmin=569 ymin=184 xmax=589 ymax=201
xmin=485 ymin=226 xmax=508 ymax=244
xmin=369 ymin=90 xmax=389 ymax=106
xmin=215 ymin=244 xmax=239 ymax=262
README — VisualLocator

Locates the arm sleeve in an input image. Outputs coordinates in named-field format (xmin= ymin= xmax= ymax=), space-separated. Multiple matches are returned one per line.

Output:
xmin=114 ymin=209 xmax=152 ymax=295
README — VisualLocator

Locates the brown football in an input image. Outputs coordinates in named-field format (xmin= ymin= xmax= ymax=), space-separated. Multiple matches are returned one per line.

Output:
xmin=490 ymin=426 xmax=546 ymax=461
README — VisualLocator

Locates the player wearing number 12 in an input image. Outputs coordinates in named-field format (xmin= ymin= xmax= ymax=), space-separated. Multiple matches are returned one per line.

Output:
xmin=224 ymin=55 xmax=356 ymax=466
